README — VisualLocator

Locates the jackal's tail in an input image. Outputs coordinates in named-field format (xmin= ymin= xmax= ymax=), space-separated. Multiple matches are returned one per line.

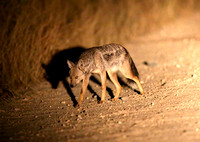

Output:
xmin=128 ymin=54 xmax=139 ymax=78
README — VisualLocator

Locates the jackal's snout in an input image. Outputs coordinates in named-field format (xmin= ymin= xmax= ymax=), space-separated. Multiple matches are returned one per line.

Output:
xmin=70 ymin=84 xmax=77 ymax=88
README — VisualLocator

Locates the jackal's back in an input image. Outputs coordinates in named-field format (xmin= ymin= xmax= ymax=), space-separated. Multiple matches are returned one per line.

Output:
xmin=77 ymin=43 xmax=138 ymax=77
xmin=79 ymin=43 xmax=127 ymax=60
xmin=96 ymin=43 xmax=128 ymax=69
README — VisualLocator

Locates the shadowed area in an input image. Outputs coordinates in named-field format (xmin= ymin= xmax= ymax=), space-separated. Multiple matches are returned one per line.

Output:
xmin=42 ymin=47 xmax=85 ymax=106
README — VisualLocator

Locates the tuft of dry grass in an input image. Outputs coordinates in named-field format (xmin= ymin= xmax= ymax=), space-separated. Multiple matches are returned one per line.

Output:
xmin=0 ymin=0 xmax=199 ymax=96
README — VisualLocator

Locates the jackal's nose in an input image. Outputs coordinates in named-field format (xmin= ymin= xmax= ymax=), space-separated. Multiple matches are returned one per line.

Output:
xmin=70 ymin=84 xmax=76 ymax=88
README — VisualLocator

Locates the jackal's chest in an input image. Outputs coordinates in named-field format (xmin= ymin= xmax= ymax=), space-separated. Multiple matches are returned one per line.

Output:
xmin=92 ymin=68 xmax=102 ymax=74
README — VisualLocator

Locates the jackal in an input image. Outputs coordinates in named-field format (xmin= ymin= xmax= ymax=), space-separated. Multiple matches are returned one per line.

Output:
xmin=67 ymin=43 xmax=143 ymax=106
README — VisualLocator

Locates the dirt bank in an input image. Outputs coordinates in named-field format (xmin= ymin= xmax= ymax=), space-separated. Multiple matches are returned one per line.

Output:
xmin=0 ymin=14 xmax=200 ymax=142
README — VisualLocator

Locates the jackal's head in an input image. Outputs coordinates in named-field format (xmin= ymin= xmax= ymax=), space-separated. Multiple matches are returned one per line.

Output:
xmin=67 ymin=60 xmax=84 ymax=87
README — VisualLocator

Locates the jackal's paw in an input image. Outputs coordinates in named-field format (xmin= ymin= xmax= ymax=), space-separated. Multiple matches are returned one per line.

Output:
xmin=111 ymin=97 xmax=118 ymax=101
xmin=98 ymin=100 xmax=104 ymax=104
xmin=74 ymin=103 xmax=80 ymax=107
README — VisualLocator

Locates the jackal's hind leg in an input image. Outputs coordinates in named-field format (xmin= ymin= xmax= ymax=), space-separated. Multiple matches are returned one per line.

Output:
xmin=120 ymin=60 xmax=144 ymax=94
xmin=107 ymin=71 xmax=122 ymax=101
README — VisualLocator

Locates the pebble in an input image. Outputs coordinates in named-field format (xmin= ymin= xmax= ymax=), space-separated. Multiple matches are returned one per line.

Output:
xmin=123 ymin=113 xmax=127 ymax=117
xmin=22 ymin=98 xmax=29 ymax=101
xmin=61 ymin=124 xmax=66 ymax=127
xmin=77 ymin=115 xmax=82 ymax=120
xmin=82 ymin=109 xmax=86 ymax=114
xmin=118 ymin=121 xmax=122 ymax=124
xmin=161 ymin=79 xmax=166 ymax=84
xmin=146 ymin=75 xmax=151 ymax=80
xmin=151 ymin=102 xmax=155 ymax=106
xmin=120 ymin=96 xmax=129 ymax=102
xmin=66 ymin=120 xmax=70 ymax=123
xmin=100 ymin=113 xmax=105 ymax=119
xmin=143 ymin=61 xmax=157 ymax=67
xmin=191 ymin=74 xmax=197 ymax=78
xmin=14 ymin=108 xmax=20 ymax=111
xmin=176 ymin=64 xmax=181 ymax=68
xmin=60 ymin=101 xmax=66 ymax=104
xmin=40 ymin=125 xmax=44 ymax=129
xmin=161 ymin=82 xmax=167 ymax=86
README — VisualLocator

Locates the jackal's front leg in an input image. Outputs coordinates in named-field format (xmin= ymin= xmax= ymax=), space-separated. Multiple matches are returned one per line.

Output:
xmin=98 ymin=71 xmax=107 ymax=103
xmin=76 ymin=75 xmax=90 ymax=107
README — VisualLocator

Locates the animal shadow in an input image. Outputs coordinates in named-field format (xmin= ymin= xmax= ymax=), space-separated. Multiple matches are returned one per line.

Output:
xmin=42 ymin=46 xmax=86 ymax=106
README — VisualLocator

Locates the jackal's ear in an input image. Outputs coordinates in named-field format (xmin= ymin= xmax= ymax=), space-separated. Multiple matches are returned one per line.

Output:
xmin=67 ymin=60 xmax=75 ymax=68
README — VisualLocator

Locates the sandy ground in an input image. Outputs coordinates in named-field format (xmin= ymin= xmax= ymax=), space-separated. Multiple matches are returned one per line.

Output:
xmin=0 ymin=14 xmax=200 ymax=142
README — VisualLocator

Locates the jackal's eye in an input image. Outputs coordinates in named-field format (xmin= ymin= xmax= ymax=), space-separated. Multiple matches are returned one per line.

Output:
xmin=75 ymin=76 xmax=78 ymax=79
